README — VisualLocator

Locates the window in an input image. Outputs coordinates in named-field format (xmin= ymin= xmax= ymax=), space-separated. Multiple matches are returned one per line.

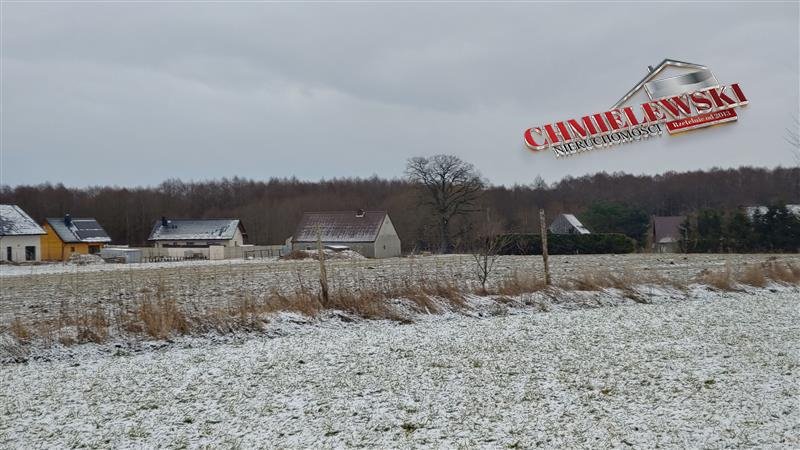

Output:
xmin=6 ymin=247 xmax=11 ymax=261
xmin=70 ymin=246 xmax=75 ymax=252
xmin=89 ymin=245 xmax=100 ymax=254
xmin=25 ymin=246 xmax=36 ymax=261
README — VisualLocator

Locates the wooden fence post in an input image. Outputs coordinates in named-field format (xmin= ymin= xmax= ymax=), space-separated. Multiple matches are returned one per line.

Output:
xmin=539 ymin=209 xmax=551 ymax=286
xmin=316 ymin=226 xmax=330 ymax=306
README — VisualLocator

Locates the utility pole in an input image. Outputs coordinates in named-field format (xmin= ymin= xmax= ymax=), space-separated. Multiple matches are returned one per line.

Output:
xmin=539 ymin=209 xmax=551 ymax=286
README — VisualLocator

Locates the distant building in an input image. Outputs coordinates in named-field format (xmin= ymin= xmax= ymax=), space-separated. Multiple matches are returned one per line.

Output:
xmin=148 ymin=218 xmax=246 ymax=248
xmin=42 ymin=215 xmax=112 ymax=261
xmin=292 ymin=210 xmax=401 ymax=258
xmin=0 ymin=204 xmax=46 ymax=262
xmin=743 ymin=204 xmax=800 ymax=220
xmin=549 ymin=214 xmax=591 ymax=235
xmin=651 ymin=216 xmax=686 ymax=253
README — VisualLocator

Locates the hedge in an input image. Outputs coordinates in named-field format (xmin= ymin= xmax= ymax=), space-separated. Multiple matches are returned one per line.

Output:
xmin=497 ymin=233 xmax=635 ymax=255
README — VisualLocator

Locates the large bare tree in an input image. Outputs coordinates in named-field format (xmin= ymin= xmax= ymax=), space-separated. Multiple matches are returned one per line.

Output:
xmin=405 ymin=154 xmax=485 ymax=253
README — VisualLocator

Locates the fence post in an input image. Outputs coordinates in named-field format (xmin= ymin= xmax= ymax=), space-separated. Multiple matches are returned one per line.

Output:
xmin=539 ymin=209 xmax=551 ymax=286
xmin=316 ymin=226 xmax=330 ymax=306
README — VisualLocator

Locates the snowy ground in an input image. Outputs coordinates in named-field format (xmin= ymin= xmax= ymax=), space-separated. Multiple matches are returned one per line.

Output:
xmin=0 ymin=288 xmax=797 ymax=448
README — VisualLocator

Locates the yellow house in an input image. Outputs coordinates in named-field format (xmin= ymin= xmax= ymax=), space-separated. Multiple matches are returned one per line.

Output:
xmin=42 ymin=215 xmax=112 ymax=261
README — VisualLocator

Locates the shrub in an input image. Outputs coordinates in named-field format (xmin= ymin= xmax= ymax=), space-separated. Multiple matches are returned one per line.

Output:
xmin=497 ymin=233 xmax=635 ymax=255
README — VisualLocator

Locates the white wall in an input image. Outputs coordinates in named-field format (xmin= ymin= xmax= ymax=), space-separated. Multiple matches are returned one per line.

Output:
xmin=374 ymin=216 xmax=402 ymax=258
xmin=0 ymin=235 xmax=42 ymax=262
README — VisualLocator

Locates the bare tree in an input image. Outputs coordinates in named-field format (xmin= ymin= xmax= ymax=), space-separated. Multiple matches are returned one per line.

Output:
xmin=405 ymin=154 xmax=485 ymax=253
xmin=787 ymin=115 xmax=800 ymax=165
xmin=471 ymin=210 xmax=509 ymax=292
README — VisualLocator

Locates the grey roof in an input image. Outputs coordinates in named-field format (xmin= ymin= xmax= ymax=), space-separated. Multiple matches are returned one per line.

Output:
xmin=149 ymin=219 xmax=245 ymax=241
xmin=549 ymin=214 xmax=591 ymax=235
xmin=0 ymin=204 xmax=45 ymax=236
xmin=652 ymin=216 xmax=686 ymax=244
xmin=611 ymin=59 xmax=708 ymax=109
xmin=45 ymin=217 xmax=112 ymax=243
xmin=293 ymin=211 xmax=387 ymax=243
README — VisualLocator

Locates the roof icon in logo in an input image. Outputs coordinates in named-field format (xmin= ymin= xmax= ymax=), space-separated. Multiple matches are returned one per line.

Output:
xmin=612 ymin=59 xmax=718 ymax=109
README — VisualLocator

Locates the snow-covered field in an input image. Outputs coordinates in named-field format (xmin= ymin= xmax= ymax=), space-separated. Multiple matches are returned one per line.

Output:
xmin=1 ymin=254 xmax=798 ymax=447
xmin=3 ymin=253 xmax=799 ymax=325
xmin=1 ymin=288 xmax=797 ymax=448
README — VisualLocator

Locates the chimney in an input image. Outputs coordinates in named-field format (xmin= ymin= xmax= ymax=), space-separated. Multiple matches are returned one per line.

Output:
xmin=355 ymin=209 xmax=365 ymax=218
xmin=64 ymin=214 xmax=72 ymax=226
xmin=161 ymin=216 xmax=168 ymax=227
xmin=647 ymin=65 xmax=655 ymax=72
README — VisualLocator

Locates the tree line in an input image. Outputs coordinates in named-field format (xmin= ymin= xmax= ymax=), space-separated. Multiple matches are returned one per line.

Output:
xmin=1 ymin=163 xmax=798 ymax=252
xmin=680 ymin=206 xmax=800 ymax=253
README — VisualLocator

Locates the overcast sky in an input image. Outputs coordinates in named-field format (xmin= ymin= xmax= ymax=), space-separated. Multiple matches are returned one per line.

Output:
xmin=2 ymin=2 xmax=798 ymax=188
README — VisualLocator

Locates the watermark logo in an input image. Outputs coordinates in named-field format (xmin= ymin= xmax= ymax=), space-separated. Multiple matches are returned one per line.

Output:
xmin=523 ymin=59 xmax=748 ymax=157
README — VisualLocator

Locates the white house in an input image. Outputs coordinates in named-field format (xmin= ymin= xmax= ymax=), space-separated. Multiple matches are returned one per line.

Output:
xmin=0 ymin=204 xmax=46 ymax=262
xmin=549 ymin=214 xmax=591 ymax=235
xmin=148 ymin=217 xmax=246 ymax=248
xmin=292 ymin=210 xmax=401 ymax=258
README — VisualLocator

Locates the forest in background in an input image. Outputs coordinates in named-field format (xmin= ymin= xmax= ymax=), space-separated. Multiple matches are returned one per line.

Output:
xmin=1 ymin=166 xmax=798 ymax=252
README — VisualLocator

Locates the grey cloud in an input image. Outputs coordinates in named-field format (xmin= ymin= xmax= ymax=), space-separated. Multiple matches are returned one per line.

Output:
xmin=1 ymin=3 xmax=798 ymax=187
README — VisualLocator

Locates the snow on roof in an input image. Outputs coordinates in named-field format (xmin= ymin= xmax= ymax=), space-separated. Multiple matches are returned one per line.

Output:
xmin=293 ymin=211 xmax=387 ymax=243
xmin=45 ymin=217 xmax=112 ymax=243
xmin=0 ymin=204 xmax=45 ymax=236
xmin=149 ymin=219 xmax=244 ymax=241
xmin=652 ymin=216 xmax=686 ymax=244
xmin=744 ymin=205 xmax=800 ymax=220
xmin=560 ymin=214 xmax=591 ymax=235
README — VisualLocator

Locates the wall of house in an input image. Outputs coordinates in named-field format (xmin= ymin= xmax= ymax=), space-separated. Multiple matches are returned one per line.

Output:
xmin=0 ymin=235 xmax=42 ymax=262
xmin=40 ymin=223 xmax=104 ymax=261
xmin=154 ymin=238 xmax=237 ymax=248
xmin=374 ymin=216 xmax=402 ymax=258
xmin=41 ymin=223 xmax=65 ymax=261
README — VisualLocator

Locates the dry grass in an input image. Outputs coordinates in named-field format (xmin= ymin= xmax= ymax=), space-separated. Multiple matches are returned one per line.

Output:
xmin=762 ymin=261 xmax=800 ymax=284
xmin=3 ymin=258 xmax=798 ymax=352
xmin=138 ymin=298 xmax=190 ymax=339
xmin=564 ymin=270 xmax=649 ymax=303
xmin=708 ymin=261 xmax=800 ymax=290
xmin=697 ymin=267 xmax=739 ymax=291
xmin=75 ymin=306 xmax=109 ymax=343
xmin=737 ymin=265 xmax=768 ymax=287
xmin=495 ymin=271 xmax=547 ymax=296
xmin=9 ymin=318 xmax=31 ymax=343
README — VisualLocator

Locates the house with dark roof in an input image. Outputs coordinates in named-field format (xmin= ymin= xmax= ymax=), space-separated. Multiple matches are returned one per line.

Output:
xmin=148 ymin=218 xmax=246 ymax=248
xmin=291 ymin=210 xmax=401 ymax=258
xmin=651 ymin=216 xmax=686 ymax=253
xmin=549 ymin=214 xmax=591 ymax=235
xmin=0 ymin=204 xmax=46 ymax=262
xmin=42 ymin=214 xmax=112 ymax=261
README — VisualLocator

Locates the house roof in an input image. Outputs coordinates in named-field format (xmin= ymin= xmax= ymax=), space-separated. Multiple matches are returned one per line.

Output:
xmin=0 ymin=205 xmax=45 ymax=236
xmin=148 ymin=218 xmax=245 ymax=241
xmin=611 ymin=59 xmax=708 ymax=109
xmin=45 ymin=217 xmax=111 ymax=243
xmin=652 ymin=216 xmax=686 ymax=244
xmin=293 ymin=211 xmax=387 ymax=243
xmin=550 ymin=214 xmax=591 ymax=235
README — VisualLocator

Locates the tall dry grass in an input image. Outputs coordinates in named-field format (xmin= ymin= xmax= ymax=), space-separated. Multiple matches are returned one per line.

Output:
xmin=3 ymin=258 xmax=798 ymax=351
xmin=698 ymin=267 xmax=739 ymax=291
